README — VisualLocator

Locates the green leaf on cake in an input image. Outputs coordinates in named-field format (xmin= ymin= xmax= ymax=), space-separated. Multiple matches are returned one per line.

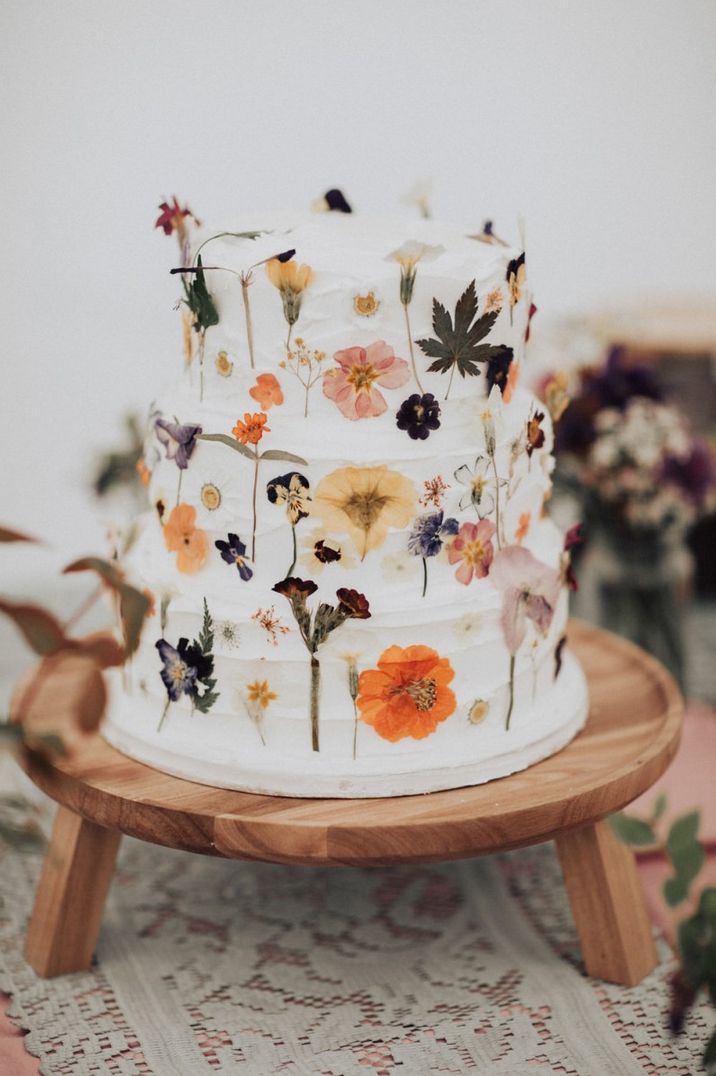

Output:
xmin=192 ymin=598 xmax=220 ymax=715
xmin=183 ymin=255 xmax=220 ymax=334
xmin=198 ymin=433 xmax=256 ymax=461
xmin=415 ymin=280 xmax=513 ymax=397
xmin=260 ymin=449 xmax=309 ymax=465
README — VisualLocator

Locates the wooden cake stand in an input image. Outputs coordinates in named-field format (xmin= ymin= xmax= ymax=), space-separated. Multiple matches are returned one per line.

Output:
xmin=20 ymin=621 xmax=682 ymax=985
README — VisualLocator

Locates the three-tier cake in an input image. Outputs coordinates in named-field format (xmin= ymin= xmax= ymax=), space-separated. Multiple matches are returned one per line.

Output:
xmin=105 ymin=201 xmax=588 ymax=796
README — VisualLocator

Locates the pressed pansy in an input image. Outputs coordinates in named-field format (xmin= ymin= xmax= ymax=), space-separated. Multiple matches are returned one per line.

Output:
xmin=486 ymin=352 xmax=516 ymax=400
xmin=249 ymin=372 xmax=284 ymax=409
xmin=156 ymin=637 xmax=200 ymax=701
xmin=163 ymin=504 xmax=209 ymax=574
xmin=155 ymin=600 xmax=219 ymax=729
xmin=323 ymin=342 xmax=410 ymax=421
xmin=215 ymin=350 xmax=233 ymax=377
xmin=395 ymin=393 xmax=441 ymax=440
xmin=408 ymin=510 xmax=459 ymax=596
xmin=155 ymin=419 xmax=202 ymax=470
xmin=233 ymin=412 xmax=270 ymax=445
xmin=312 ymin=465 xmax=416 ymax=560
xmin=448 ymin=519 xmax=496 ymax=585
xmin=506 ymin=252 xmax=526 ymax=311
xmin=357 ymin=644 xmax=456 ymax=742
xmin=299 ymin=529 xmax=354 ymax=574
xmin=215 ymin=533 xmax=253 ymax=581
xmin=267 ymin=471 xmax=311 ymax=577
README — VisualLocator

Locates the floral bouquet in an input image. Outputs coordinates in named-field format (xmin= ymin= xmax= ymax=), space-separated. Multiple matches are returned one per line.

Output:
xmin=547 ymin=349 xmax=716 ymax=683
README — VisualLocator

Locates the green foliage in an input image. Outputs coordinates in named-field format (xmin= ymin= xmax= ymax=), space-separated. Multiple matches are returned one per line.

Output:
xmin=416 ymin=280 xmax=513 ymax=382
xmin=183 ymin=255 xmax=219 ymax=334
xmin=198 ymin=433 xmax=308 ymax=466
xmin=63 ymin=557 xmax=151 ymax=656
xmin=608 ymin=812 xmax=656 ymax=847
xmin=663 ymin=811 xmax=705 ymax=908
xmin=92 ymin=414 xmax=143 ymax=498
xmin=677 ymin=887 xmax=716 ymax=1068
xmin=653 ymin=791 xmax=668 ymax=821
xmin=192 ymin=599 xmax=219 ymax=714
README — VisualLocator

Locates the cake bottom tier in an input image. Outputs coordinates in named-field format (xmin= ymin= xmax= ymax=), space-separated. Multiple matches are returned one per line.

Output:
xmin=103 ymin=650 xmax=588 ymax=798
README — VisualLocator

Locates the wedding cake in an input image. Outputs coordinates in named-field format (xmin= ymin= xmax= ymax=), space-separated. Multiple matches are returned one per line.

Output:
xmin=105 ymin=197 xmax=588 ymax=797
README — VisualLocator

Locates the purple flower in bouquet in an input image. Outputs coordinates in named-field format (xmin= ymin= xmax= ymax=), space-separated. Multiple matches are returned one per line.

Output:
xmin=155 ymin=418 xmax=202 ymax=469
xmin=660 ymin=438 xmax=716 ymax=508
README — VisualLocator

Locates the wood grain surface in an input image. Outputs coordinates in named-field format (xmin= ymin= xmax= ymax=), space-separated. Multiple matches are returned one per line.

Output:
xmin=19 ymin=621 xmax=683 ymax=868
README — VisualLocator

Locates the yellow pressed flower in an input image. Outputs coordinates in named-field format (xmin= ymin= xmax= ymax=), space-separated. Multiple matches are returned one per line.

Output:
xmin=467 ymin=699 xmax=490 ymax=724
xmin=215 ymin=350 xmax=233 ymax=377
xmin=353 ymin=291 xmax=380 ymax=317
xmin=265 ymin=259 xmax=314 ymax=295
xmin=312 ymin=465 xmax=416 ymax=560
xmin=201 ymin=483 xmax=222 ymax=511
xmin=246 ymin=679 xmax=278 ymax=709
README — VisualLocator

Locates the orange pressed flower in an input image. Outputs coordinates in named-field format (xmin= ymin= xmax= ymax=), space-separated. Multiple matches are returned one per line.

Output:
xmin=357 ymin=644 xmax=456 ymax=742
xmin=163 ymin=503 xmax=209 ymax=574
xmin=503 ymin=360 xmax=520 ymax=403
xmin=143 ymin=588 xmax=157 ymax=617
xmin=515 ymin=511 xmax=531 ymax=544
xmin=136 ymin=457 xmax=151 ymax=487
xmin=232 ymin=412 xmax=270 ymax=445
xmin=249 ymin=373 xmax=284 ymax=410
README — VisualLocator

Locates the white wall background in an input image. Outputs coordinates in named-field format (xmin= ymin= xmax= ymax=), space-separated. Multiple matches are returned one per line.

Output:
xmin=2 ymin=0 xmax=716 ymax=562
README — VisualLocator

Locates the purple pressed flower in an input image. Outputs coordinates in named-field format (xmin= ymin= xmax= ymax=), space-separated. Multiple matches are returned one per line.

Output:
xmin=396 ymin=393 xmax=441 ymax=440
xmin=408 ymin=510 xmax=459 ymax=558
xmin=215 ymin=533 xmax=253 ymax=581
xmin=155 ymin=418 xmax=203 ymax=470
xmin=485 ymin=350 xmax=514 ymax=396
xmin=156 ymin=638 xmax=199 ymax=701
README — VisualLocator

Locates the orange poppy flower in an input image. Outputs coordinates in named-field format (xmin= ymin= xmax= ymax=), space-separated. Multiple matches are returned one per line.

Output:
xmin=515 ymin=511 xmax=531 ymax=544
xmin=232 ymin=412 xmax=270 ymax=445
xmin=249 ymin=373 xmax=284 ymax=410
xmin=163 ymin=503 xmax=209 ymax=574
xmin=357 ymin=644 xmax=456 ymax=742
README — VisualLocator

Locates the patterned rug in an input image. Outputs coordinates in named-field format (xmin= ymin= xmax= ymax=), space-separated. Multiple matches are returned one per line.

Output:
xmin=1 ymin=829 xmax=712 ymax=1075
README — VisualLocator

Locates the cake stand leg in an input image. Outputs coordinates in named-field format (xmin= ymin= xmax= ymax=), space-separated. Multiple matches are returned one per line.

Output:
xmin=24 ymin=805 xmax=121 ymax=978
xmin=555 ymin=819 xmax=658 ymax=986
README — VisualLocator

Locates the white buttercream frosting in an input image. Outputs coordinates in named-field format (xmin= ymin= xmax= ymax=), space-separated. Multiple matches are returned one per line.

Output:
xmin=107 ymin=209 xmax=587 ymax=796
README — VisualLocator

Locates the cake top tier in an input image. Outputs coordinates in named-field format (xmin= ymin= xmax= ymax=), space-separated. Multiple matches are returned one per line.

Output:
xmin=167 ymin=208 xmax=531 ymax=419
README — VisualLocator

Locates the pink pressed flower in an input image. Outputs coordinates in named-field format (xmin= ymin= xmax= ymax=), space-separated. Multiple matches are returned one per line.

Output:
xmin=447 ymin=519 xmax=496 ymax=585
xmin=322 ymin=341 xmax=410 ymax=420
xmin=490 ymin=545 xmax=562 ymax=654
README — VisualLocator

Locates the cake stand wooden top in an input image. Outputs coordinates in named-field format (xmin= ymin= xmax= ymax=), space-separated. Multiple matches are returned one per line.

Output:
xmin=20 ymin=621 xmax=682 ymax=867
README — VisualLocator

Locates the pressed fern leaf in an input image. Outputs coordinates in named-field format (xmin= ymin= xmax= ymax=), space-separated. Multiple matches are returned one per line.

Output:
xmin=416 ymin=280 xmax=513 ymax=387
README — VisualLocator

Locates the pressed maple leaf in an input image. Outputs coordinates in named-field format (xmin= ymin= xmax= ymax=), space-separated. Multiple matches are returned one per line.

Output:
xmin=416 ymin=280 xmax=513 ymax=399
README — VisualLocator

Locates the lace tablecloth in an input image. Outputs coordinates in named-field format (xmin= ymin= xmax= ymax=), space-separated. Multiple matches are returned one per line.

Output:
xmin=1 ymin=828 xmax=712 ymax=1076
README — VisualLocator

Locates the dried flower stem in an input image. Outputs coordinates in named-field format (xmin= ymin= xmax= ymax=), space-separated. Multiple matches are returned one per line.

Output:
xmin=198 ymin=330 xmax=206 ymax=401
xmin=491 ymin=455 xmax=503 ymax=549
xmin=157 ymin=698 xmax=170 ymax=733
xmin=251 ymin=447 xmax=259 ymax=562
xmin=310 ymin=655 xmax=321 ymax=752
xmin=287 ymin=525 xmax=297 ymax=578
xmin=403 ymin=302 xmax=424 ymax=394
xmin=421 ymin=557 xmax=428 ymax=598
xmin=241 ymin=274 xmax=256 ymax=369
xmin=505 ymin=654 xmax=515 ymax=730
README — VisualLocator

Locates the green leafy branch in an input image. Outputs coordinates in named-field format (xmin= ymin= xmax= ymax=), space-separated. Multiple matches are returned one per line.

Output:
xmin=192 ymin=599 xmax=219 ymax=715
xmin=610 ymin=797 xmax=715 ymax=1068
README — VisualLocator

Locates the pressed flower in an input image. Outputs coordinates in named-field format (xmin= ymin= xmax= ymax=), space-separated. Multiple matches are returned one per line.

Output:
xmin=156 ymin=638 xmax=199 ymax=702
xmin=232 ymin=412 xmax=270 ymax=445
xmin=247 ymin=679 xmax=278 ymax=709
xmin=155 ymin=197 xmax=197 ymax=239
xmin=136 ymin=457 xmax=151 ymax=487
xmin=387 ymin=240 xmax=445 ymax=393
xmin=215 ymin=533 xmax=253 ymax=581
xmin=454 ymin=456 xmax=498 ymax=517
xmin=560 ymin=523 xmax=583 ymax=590
xmin=340 ymin=651 xmax=362 ymax=758
xmin=312 ymin=537 xmax=342 ymax=564
xmin=544 ymin=371 xmax=570 ymax=424
xmin=155 ymin=498 xmax=166 ymax=521
xmin=503 ymin=360 xmax=520 ymax=403
xmin=357 ymin=644 xmax=456 ymax=742
xmin=353 ymin=291 xmax=380 ymax=317
xmin=506 ymin=252 xmax=526 ymax=318
xmin=281 ymin=338 xmax=327 ymax=417
xmin=419 ymin=474 xmax=450 ymax=509
xmin=483 ymin=289 xmax=504 ymax=313
xmin=554 ymin=634 xmax=567 ymax=679
xmin=266 ymin=256 xmax=314 ymax=348
xmin=216 ymin=620 xmax=240 ymax=650
xmin=143 ymin=588 xmax=156 ymax=618
xmin=525 ymin=301 xmax=538 ymax=343
xmin=448 ymin=519 xmax=496 ymax=585
xmin=395 ymin=393 xmax=441 ymax=440
xmin=215 ymin=350 xmax=233 ymax=377
xmin=155 ymin=419 xmax=202 ymax=470
xmin=267 ymin=471 xmax=311 ymax=525
xmin=485 ymin=350 xmax=514 ymax=399
xmin=526 ymin=410 xmax=546 ymax=457
xmin=323 ymin=341 xmax=410 ymax=421
xmin=249 ymin=372 xmax=284 ymax=409
xmin=408 ymin=509 xmax=459 ymax=597
xmin=182 ymin=310 xmax=195 ymax=368
xmin=515 ymin=511 xmax=531 ymax=544
xmin=251 ymin=605 xmax=289 ymax=646
xmin=272 ymin=577 xmax=371 ymax=751
xmin=163 ymin=504 xmax=209 ymax=574
xmin=467 ymin=698 xmax=490 ymax=724
xmin=267 ymin=471 xmax=311 ymax=576
xmin=200 ymin=483 xmax=222 ymax=511
xmin=312 ymin=465 xmax=416 ymax=560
